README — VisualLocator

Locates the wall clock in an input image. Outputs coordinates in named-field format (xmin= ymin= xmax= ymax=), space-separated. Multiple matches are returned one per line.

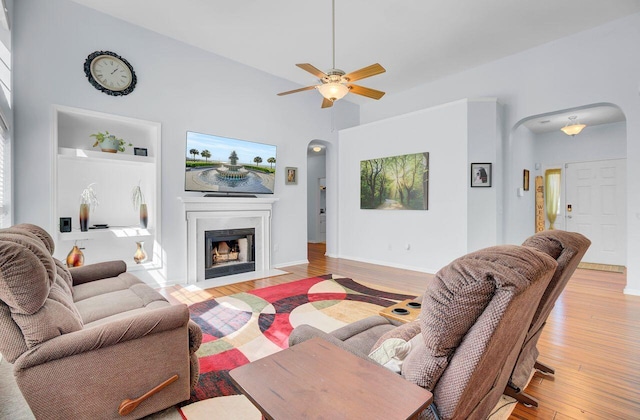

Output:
xmin=84 ymin=51 xmax=137 ymax=96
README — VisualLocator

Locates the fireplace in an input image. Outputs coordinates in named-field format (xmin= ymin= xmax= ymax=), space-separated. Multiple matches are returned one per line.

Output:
xmin=182 ymin=196 xmax=280 ymax=284
xmin=204 ymin=228 xmax=255 ymax=279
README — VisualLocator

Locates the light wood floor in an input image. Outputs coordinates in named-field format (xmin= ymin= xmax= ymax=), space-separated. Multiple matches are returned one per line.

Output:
xmin=159 ymin=243 xmax=640 ymax=419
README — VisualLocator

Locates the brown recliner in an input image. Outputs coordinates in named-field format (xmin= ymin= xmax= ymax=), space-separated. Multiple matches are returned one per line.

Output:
xmin=504 ymin=230 xmax=591 ymax=406
xmin=0 ymin=224 xmax=202 ymax=419
xmin=289 ymin=245 xmax=558 ymax=419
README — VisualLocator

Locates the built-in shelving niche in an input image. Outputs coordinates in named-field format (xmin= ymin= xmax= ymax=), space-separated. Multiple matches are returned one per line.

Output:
xmin=51 ymin=105 xmax=162 ymax=272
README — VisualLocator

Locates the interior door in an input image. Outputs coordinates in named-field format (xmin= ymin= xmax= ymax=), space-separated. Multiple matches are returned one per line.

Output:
xmin=564 ymin=159 xmax=626 ymax=265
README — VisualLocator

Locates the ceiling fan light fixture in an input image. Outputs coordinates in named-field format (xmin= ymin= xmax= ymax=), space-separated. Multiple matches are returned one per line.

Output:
xmin=560 ymin=115 xmax=586 ymax=136
xmin=317 ymin=82 xmax=349 ymax=102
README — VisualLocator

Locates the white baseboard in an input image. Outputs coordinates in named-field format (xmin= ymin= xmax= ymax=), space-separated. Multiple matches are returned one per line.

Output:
xmin=336 ymin=254 xmax=437 ymax=275
xmin=623 ymin=287 xmax=640 ymax=296
xmin=274 ymin=259 xmax=309 ymax=268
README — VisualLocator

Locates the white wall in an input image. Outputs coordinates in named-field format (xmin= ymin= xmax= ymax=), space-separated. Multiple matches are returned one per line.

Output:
xmin=359 ymin=13 xmax=640 ymax=294
xmin=12 ymin=0 xmax=359 ymax=283
xmin=505 ymin=126 xmax=537 ymax=243
xmin=338 ymin=99 xmax=503 ymax=273
xmin=467 ymin=99 xmax=501 ymax=251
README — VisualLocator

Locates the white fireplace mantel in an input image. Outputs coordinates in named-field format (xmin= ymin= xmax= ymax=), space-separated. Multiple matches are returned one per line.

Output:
xmin=180 ymin=196 xmax=279 ymax=285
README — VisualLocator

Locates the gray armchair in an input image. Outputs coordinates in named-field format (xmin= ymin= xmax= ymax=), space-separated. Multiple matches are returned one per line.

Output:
xmin=0 ymin=224 xmax=202 ymax=419
xmin=290 ymin=245 xmax=558 ymax=419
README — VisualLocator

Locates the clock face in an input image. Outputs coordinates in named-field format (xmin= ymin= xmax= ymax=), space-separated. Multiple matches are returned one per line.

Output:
xmin=91 ymin=55 xmax=132 ymax=91
xmin=84 ymin=51 xmax=137 ymax=96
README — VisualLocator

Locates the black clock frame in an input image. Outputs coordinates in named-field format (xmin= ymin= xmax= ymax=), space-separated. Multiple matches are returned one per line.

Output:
xmin=84 ymin=50 xmax=137 ymax=96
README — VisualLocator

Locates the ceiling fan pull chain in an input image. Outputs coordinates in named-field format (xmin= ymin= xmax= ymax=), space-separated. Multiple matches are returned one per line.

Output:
xmin=331 ymin=107 xmax=335 ymax=132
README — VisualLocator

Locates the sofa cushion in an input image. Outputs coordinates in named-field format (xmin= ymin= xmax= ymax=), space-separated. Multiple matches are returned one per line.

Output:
xmin=73 ymin=272 xmax=145 ymax=303
xmin=342 ymin=323 xmax=396 ymax=353
xmin=12 ymin=291 xmax=84 ymax=348
xmin=83 ymin=301 xmax=171 ymax=329
xmin=10 ymin=223 xmax=56 ymax=254
xmin=55 ymin=259 xmax=74 ymax=291
xmin=0 ymin=301 xmax=28 ymax=362
xmin=75 ymin=274 xmax=169 ymax=324
xmin=369 ymin=332 xmax=423 ymax=373
xmin=0 ymin=232 xmax=83 ymax=352
xmin=50 ymin=276 xmax=83 ymax=322
xmin=371 ymin=319 xmax=421 ymax=352
xmin=0 ymin=236 xmax=55 ymax=314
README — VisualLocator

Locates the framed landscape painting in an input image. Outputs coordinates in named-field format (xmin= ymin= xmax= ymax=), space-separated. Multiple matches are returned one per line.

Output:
xmin=360 ymin=152 xmax=429 ymax=210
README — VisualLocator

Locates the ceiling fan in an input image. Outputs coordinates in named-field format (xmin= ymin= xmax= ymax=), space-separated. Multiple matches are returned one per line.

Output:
xmin=277 ymin=0 xmax=386 ymax=108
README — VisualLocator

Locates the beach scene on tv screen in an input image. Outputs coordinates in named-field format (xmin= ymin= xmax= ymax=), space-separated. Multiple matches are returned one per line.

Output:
xmin=185 ymin=132 xmax=276 ymax=194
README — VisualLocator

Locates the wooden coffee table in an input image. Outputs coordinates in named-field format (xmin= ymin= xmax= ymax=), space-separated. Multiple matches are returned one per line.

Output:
xmin=379 ymin=299 xmax=422 ymax=324
xmin=229 ymin=337 xmax=433 ymax=419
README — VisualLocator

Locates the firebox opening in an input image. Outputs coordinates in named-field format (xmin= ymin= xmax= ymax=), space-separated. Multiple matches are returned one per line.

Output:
xmin=204 ymin=228 xmax=255 ymax=279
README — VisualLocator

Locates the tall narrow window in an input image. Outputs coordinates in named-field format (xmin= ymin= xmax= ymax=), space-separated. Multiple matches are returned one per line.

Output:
xmin=545 ymin=169 xmax=561 ymax=230
xmin=0 ymin=34 xmax=11 ymax=228
xmin=0 ymin=131 xmax=3 ymax=228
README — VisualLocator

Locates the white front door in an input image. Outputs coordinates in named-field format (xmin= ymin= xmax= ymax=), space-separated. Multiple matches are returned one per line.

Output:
xmin=564 ymin=159 xmax=626 ymax=265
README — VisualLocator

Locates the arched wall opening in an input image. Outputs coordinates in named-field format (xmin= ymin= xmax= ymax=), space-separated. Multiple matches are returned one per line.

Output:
xmin=306 ymin=139 xmax=332 ymax=257
xmin=504 ymin=103 xmax=627 ymax=265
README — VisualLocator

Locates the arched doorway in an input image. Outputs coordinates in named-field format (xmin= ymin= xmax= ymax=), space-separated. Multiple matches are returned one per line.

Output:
xmin=507 ymin=103 xmax=627 ymax=266
xmin=306 ymin=141 xmax=328 ymax=244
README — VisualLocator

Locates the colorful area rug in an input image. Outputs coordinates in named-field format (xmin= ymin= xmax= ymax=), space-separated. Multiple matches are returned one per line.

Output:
xmin=184 ymin=274 xmax=416 ymax=405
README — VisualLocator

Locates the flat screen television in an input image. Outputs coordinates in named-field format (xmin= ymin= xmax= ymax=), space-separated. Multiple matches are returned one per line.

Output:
xmin=185 ymin=131 xmax=277 ymax=195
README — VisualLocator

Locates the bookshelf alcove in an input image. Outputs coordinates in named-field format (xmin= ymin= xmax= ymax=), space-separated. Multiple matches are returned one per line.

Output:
xmin=51 ymin=105 xmax=162 ymax=272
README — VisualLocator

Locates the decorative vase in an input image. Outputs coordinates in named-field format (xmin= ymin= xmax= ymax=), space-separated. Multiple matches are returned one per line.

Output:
xmin=139 ymin=203 xmax=148 ymax=228
xmin=133 ymin=241 xmax=147 ymax=264
xmin=79 ymin=203 xmax=90 ymax=232
xmin=100 ymin=135 xmax=121 ymax=153
xmin=66 ymin=244 xmax=84 ymax=267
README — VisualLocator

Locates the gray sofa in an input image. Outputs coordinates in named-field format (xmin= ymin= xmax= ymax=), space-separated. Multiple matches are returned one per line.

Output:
xmin=0 ymin=224 xmax=202 ymax=419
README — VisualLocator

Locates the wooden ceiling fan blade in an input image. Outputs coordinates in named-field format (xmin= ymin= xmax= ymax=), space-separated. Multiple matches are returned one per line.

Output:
xmin=343 ymin=63 xmax=386 ymax=82
xmin=277 ymin=85 xmax=317 ymax=96
xmin=296 ymin=63 xmax=328 ymax=79
xmin=321 ymin=97 xmax=334 ymax=108
xmin=348 ymin=84 xmax=385 ymax=100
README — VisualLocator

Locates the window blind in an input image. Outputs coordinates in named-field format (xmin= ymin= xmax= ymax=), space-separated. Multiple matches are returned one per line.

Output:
xmin=0 ymin=133 xmax=5 ymax=227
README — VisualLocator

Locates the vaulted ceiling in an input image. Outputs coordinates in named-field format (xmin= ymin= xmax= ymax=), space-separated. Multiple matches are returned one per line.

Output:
xmin=69 ymin=1 xmax=639 ymax=129
xmin=70 ymin=0 xmax=640 ymax=99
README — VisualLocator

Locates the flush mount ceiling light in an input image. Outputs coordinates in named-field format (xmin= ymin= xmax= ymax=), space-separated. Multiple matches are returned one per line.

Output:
xmin=277 ymin=0 xmax=386 ymax=108
xmin=312 ymin=146 xmax=323 ymax=152
xmin=560 ymin=115 xmax=586 ymax=136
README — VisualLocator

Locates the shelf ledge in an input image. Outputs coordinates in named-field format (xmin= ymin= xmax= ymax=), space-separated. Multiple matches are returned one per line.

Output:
xmin=57 ymin=226 xmax=153 ymax=241
xmin=58 ymin=147 xmax=155 ymax=164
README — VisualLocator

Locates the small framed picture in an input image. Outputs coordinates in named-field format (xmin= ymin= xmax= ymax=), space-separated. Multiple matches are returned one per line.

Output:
xmin=471 ymin=163 xmax=492 ymax=187
xmin=134 ymin=147 xmax=148 ymax=156
xmin=523 ymin=169 xmax=530 ymax=191
xmin=285 ymin=167 xmax=297 ymax=185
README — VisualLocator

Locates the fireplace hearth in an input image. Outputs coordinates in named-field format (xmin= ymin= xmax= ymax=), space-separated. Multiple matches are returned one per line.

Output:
xmin=204 ymin=228 xmax=255 ymax=279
